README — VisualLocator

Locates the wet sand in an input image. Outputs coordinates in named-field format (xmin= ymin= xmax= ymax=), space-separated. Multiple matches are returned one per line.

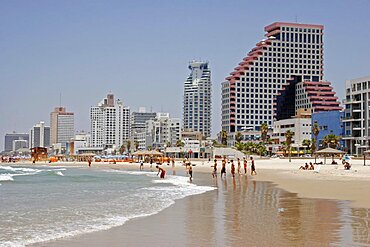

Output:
xmin=30 ymin=167 xmax=370 ymax=247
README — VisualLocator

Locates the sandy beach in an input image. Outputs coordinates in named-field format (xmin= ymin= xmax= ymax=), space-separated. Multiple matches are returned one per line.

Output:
xmin=7 ymin=157 xmax=369 ymax=246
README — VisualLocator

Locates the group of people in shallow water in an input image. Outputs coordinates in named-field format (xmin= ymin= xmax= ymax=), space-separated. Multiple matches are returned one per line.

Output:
xmin=213 ymin=156 xmax=257 ymax=179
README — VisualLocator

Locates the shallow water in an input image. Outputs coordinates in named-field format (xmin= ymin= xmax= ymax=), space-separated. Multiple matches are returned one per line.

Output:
xmin=0 ymin=166 xmax=214 ymax=247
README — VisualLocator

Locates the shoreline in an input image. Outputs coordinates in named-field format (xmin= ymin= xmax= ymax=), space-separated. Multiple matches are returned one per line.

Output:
xmin=6 ymin=157 xmax=370 ymax=208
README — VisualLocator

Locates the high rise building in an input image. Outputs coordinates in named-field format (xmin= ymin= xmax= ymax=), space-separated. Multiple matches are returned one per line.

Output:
xmin=183 ymin=61 xmax=211 ymax=138
xmin=131 ymin=107 xmax=157 ymax=150
xmin=222 ymin=22 xmax=338 ymax=139
xmin=145 ymin=113 xmax=181 ymax=149
xmin=90 ymin=94 xmax=130 ymax=149
xmin=50 ymin=107 xmax=74 ymax=147
xmin=343 ymin=75 xmax=370 ymax=155
xmin=30 ymin=121 xmax=50 ymax=148
xmin=4 ymin=133 xmax=29 ymax=152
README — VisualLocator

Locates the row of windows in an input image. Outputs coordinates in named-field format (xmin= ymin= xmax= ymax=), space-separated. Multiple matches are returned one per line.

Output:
xmin=281 ymin=27 xmax=321 ymax=33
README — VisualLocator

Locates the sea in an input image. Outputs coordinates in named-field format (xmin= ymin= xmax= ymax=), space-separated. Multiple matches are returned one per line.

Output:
xmin=0 ymin=165 xmax=215 ymax=247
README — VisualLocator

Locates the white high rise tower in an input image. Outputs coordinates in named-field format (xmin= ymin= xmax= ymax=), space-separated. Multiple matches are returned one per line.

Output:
xmin=183 ymin=61 xmax=211 ymax=138
xmin=90 ymin=94 xmax=130 ymax=149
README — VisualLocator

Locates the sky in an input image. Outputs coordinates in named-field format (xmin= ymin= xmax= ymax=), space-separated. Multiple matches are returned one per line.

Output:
xmin=1 ymin=0 xmax=370 ymax=150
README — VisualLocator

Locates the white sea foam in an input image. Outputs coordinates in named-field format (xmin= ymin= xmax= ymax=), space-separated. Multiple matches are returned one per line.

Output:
xmin=55 ymin=171 xmax=64 ymax=176
xmin=0 ymin=174 xmax=14 ymax=181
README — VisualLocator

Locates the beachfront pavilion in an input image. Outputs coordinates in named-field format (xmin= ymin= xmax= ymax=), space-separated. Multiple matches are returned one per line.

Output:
xmin=132 ymin=150 xmax=164 ymax=163
xmin=314 ymin=147 xmax=346 ymax=165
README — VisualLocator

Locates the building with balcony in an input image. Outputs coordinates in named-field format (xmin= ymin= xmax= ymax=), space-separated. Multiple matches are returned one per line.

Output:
xmin=183 ymin=61 xmax=211 ymax=138
xmin=221 ymin=22 xmax=342 ymax=145
xmin=343 ymin=75 xmax=370 ymax=155
xmin=145 ymin=113 xmax=181 ymax=150
xmin=90 ymin=94 xmax=130 ymax=149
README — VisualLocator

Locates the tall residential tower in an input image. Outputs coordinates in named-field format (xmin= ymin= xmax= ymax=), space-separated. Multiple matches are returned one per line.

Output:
xmin=90 ymin=94 xmax=130 ymax=149
xmin=221 ymin=22 xmax=340 ymax=139
xmin=183 ymin=61 xmax=211 ymax=138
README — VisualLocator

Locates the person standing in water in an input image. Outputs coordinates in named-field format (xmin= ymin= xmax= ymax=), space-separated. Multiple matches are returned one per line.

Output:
xmin=221 ymin=159 xmax=226 ymax=178
xmin=212 ymin=159 xmax=218 ymax=178
xmin=250 ymin=156 xmax=257 ymax=175
xmin=140 ymin=159 xmax=144 ymax=170
xmin=237 ymin=158 xmax=241 ymax=175
xmin=189 ymin=165 xmax=193 ymax=181
xmin=156 ymin=165 xmax=166 ymax=179
xmin=243 ymin=157 xmax=247 ymax=175
xmin=231 ymin=160 xmax=235 ymax=178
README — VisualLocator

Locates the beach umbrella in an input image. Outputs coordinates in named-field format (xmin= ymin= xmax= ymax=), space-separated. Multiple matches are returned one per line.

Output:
xmin=314 ymin=148 xmax=346 ymax=165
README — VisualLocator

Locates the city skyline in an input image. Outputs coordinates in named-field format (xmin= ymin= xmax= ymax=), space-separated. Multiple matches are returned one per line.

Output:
xmin=1 ymin=0 xmax=370 ymax=150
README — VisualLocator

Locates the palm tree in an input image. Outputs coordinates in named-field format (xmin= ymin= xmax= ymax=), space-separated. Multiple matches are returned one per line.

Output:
xmin=260 ymin=123 xmax=269 ymax=143
xmin=302 ymin=139 xmax=311 ymax=154
xmin=310 ymin=138 xmax=317 ymax=154
xmin=322 ymin=134 xmax=341 ymax=149
xmin=119 ymin=144 xmax=125 ymax=155
xmin=235 ymin=132 xmax=243 ymax=143
xmin=166 ymin=141 xmax=172 ymax=148
xmin=285 ymin=130 xmax=294 ymax=162
xmin=312 ymin=122 xmax=320 ymax=150
xmin=220 ymin=130 xmax=228 ymax=146
xmin=235 ymin=142 xmax=245 ymax=152
xmin=134 ymin=141 xmax=140 ymax=151
xmin=176 ymin=140 xmax=184 ymax=147
xmin=126 ymin=140 xmax=131 ymax=156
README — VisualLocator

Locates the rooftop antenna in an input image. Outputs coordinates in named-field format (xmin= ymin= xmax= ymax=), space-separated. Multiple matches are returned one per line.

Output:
xmin=59 ymin=92 xmax=62 ymax=107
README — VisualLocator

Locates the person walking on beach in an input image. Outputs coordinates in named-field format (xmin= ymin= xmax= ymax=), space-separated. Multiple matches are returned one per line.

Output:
xmin=250 ymin=157 xmax=257 ymax=175
xmin=221 ymin=159 xmax=226 ymax=178
xmin=189 ymin=165 xmax=193 ymax=182
xmin=237 ymin=158 xmax=241 ymax=175
xmin=231 ymin=160 xmax=235 ymax=178
xmin=212 ymin=159 xmax=218 ymax=178
xmin=243 ymin=157 xmax=247 ymax=175
xmin=150 ymin=157 xmax=153 ymax=168
xmin=156 ymin=165 xmax=166 ymax=179
xmin=140 ymin=159 xmax=144 ymax=171
xmin=88 ymin=159 xmax=92 ymax=167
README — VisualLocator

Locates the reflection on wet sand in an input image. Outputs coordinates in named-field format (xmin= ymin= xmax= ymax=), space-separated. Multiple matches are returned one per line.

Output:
xmin=186 ymin=176 xmax=370 ymax=246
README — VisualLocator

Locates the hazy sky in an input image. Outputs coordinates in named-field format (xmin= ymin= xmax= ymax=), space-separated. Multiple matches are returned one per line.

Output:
xmin=1 ymin=0 xmax=370 ymax=150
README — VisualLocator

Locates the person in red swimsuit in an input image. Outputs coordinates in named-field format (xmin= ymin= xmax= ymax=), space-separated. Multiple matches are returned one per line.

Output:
xmin=156 ymin=165 xmax=166 ymax=179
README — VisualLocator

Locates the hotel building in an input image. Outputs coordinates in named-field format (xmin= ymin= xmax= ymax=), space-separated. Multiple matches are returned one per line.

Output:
xmin=221 ymin=22 xmax=341 ymax=142
xmin=90 ymin=94 xmax=130 ymax=149
xmin=4 ymin=133 xmax=29 ymax=152
xmin=131 ymin=107 xmax=157 ymax=150
xmin=183 ymin=61 xmax=211 ymax=138
xmin=343 ymin=75 xmax=370 ymax=155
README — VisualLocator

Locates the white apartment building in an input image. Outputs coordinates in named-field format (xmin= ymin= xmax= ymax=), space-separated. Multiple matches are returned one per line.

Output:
xmin=183 ymin=61 xmax=211 ymax=138
xmin=90 ymin=94 xmax=130 ymax=149
xmin=145 ymin=113 xmax=181 ymax=149
xmin=343 ymin=75 xmax=370 ymax=155
xmin=50 ymin=107 xmax=74 ymax=148
xmin=272 ymin=117 xmax=312 ymax=146
xmin=222 ymin=22 xmax=324 ymax=139
xmin=29 ymin=121 xmax=51 ymax=148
